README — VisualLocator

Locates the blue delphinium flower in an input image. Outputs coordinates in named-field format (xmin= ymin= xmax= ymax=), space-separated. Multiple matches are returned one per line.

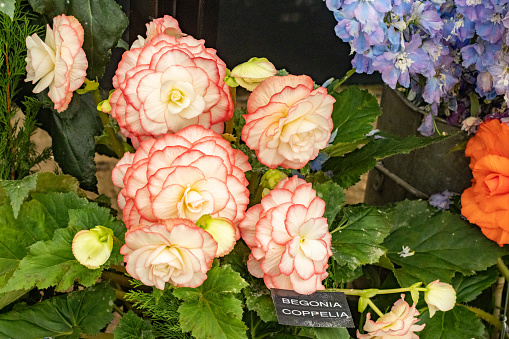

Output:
xmin=475 ymin=10 xmax=507 ymax=44
xmin=372 ymin=34 xmax=434 ymax=89
xmin=429 ymin=190 xmax=454 ymax=210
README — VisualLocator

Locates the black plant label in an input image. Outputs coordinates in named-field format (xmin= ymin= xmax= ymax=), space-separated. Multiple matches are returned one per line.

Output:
xmin=271 ymin=288 xmax=355 ymax=328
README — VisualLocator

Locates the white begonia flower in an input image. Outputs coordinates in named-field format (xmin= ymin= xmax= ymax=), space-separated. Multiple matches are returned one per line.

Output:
xmin=425 ymin=280 xmax=457 ymax=317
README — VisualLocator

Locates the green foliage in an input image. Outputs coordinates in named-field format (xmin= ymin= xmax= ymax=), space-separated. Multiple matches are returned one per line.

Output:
xmin=329 ymin=205 xmax=391 ymax=286
xmin=0 ymin=172 xmax=37 ymax=217
xmin=0 ymin=226 xmax=103 ymax=293
xmin=418 ymin=305 xmax=485 ymax=339
xmin=330 ymin=86 xmax=381 ymax=145
xmin=298 ymin=327 xmax=352 ymax=339
xmin=28 ymin=0 xmax=129 ymax=80
xmin=323 ymin=132 xmax=450 ymax=188
xmin=125 ymin=289 xmax=190 ymax=339
xmin=37 ymin=92 xmax=104 ymax=192
xmin=452 ymin=266 xmax=499 ymax=303
xmin=244 ymin=285 xmax=278 ymax=323
xmin=174 ymin=262 xmax=249 ymax=339
xmin=0 ymin=6 xmax=51 ymax=180
xmin=312 ymin=181 xmax=346 ymax=227
xmin=382 ymin=200 xmax=506 ymax=287
xmin=0 ymin=174 xmax=124 ymax=298
xmin=0 ymin=0 xmax=15 ymax=19
xmin=0 ymin=283 xmax=115 ymax=339
xmin=114 ymin=310 xmax=155 ymax=339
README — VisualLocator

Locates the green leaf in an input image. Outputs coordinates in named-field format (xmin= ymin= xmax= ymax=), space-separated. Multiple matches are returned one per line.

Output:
xmin=418 ymin=305 xmax=485 ymax=339
xmin=0 ymin=174 xmax=37 ymax=218
xmin=313 ymin=181 xmax=346 ymax=227
xmin=244 ymin=286 xmax=277 ymax=323
xmin=323 ymin=133 xmax=449 ymax=188
xmin=30 ymin=191 xmax=91 ymax=230
xmin=383 ymin=200 xmax=507 ymax=286
xmin=298 ymin=327 xmax=352 ymax=339
xmin=114 ymin=310 xmax=155 ymax=339
xmin=330 ymin=86 xmax=381 ymax=144
xmin=33 ymin=172 xmax=83 ymax=195
xmin=28 ymin=0 xmax=129 ymax=80
xmin=0 ymin=283 xmax=115 ymax=338
xmin=0 ymin=226 xmax=103 ymax=293
xmin=45 ymin=93 xmax=104 ymax=192
xmin=452 ymin=266 xmax=499 ymax=303
xmin=174 ymin=263 xmax=249 ymax=339
xmin=0 ymin=0 xmax=15 ymax=19
xmin=0 ymin=289 xmax=27 ymax=310
xmin=330 ymin=205 xmax=390 ymax=271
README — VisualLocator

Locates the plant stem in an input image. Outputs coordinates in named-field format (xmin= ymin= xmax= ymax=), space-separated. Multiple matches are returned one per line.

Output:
xmin=91 ymin=88 xmax=125 ymax=158
xmin=367 ymin=298 xmax=384 ymax=318
xmin=462 ymin=304 xmax=503 ymax=330
xmin=498 ymin=258 xmax=509 ymax=281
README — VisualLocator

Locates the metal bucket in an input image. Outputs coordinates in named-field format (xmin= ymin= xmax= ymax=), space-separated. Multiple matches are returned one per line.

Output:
xmin=364 ymin=86 xmax=473 ymax=205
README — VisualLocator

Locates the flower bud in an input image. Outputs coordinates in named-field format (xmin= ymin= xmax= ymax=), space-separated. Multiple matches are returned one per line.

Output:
xmin=72 ymin=226 xmax=113 ymax=269
xmin=230 ymin=57 xmax=277 ymax=91
xmin=424 ymin=280 xmax=456 ymax=317
xmin=196 ymin=215 xmax=236 ymax=257
xmin=260 ymin=169 xmax=287 ymax=194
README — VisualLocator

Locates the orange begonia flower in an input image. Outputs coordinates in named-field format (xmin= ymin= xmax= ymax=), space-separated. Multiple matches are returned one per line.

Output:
xmin=461 ymin=119 xmax=509 ymax=245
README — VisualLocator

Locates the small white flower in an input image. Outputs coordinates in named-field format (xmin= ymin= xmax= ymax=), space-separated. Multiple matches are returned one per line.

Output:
xmin=398 ymin=245 xmax=415 ymax=258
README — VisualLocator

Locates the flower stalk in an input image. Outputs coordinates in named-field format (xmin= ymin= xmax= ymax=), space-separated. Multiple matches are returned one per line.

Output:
xmin=91 ymin=86 xmax=126 ymax=158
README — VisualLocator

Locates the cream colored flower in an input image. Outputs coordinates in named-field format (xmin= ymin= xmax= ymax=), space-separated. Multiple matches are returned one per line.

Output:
xmin=425 ymin=280 xmax=456 ymax=317
xmin=230 ymin=57 xmax=277 ymax=91
xmin=241 ymin=75 xmax=335 ymax=169
xmin=25 ymin=14 xmax=87 ymax=112
xmin=72 ymin=226 xmax=113 ymax=269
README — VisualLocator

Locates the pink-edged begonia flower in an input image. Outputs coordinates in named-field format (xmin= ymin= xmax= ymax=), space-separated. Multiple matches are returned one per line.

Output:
xmin=121 ymin=218 xmax=217 ymax=289
xmin=241 ymin=74 xmax=335 ymax=169
xmin=425 ymin=280 xmax=456 ymax=317
xmin=239 ymin=175 xmax=332 ymax=295
xmin=357 ymin=295 xmax=425 ymax=339
xmin=110 ymin=33 xmax=234 ymax=148
xmin=131 ymin=15 xmax=183 ymax=49
xmin=112 ymin=125 xmax=251 ymax=235
xmin=25 ymin=14 xmax=88 ymax=112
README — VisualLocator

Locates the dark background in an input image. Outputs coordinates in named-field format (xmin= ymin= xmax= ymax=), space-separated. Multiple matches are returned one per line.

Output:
xmin=108 ymin=0 xmax=381 ymax=89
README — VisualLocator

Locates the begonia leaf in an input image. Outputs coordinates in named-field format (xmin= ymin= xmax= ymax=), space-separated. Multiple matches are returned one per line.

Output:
xmin=0 ymin=283 xmax=115 ymax=338
xmin=299 ymin=327 xmax=352 ymax=339
xmin=383 ymin=200 xmax=507 ymax=287
xmin=323 ymin=132 xmax=449 ymax=188
xmin=452 ymin=266 xmax=499 ymax=303
xmin=330 ymin=86 xmax=381 ymax=145
xmin=28 ymin=0 xmax=128 ymax=80
xmin=114 ymin=310 xmax=155 ymax=339
xmin=330 ymin=205 xmax=390 ymax=271
xmin=43 ymin=93 xmax=104 ymax=192
xmin=174 ymin=263 xmax=249 ymax=339
xmin=244 ymin=285 xmax=278 ymax=323
xmin=313 ymin=181 xmax=346 ymax=228
xmin=0 ymin=174 xmax=37 ymax=218
xmin=0 ymin=192 xmax=122 ymax=293
xmin=0 ymin=226 xmax=103 ymax=293
xmin=418 ymin=305 xmax=485 ymax=339
xmin=0 ymin=0 xmax=15 ymax=20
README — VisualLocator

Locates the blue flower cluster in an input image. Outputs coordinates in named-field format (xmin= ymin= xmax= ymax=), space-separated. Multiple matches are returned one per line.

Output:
xmin=326 ymin=0 xmax=509 ymax=135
